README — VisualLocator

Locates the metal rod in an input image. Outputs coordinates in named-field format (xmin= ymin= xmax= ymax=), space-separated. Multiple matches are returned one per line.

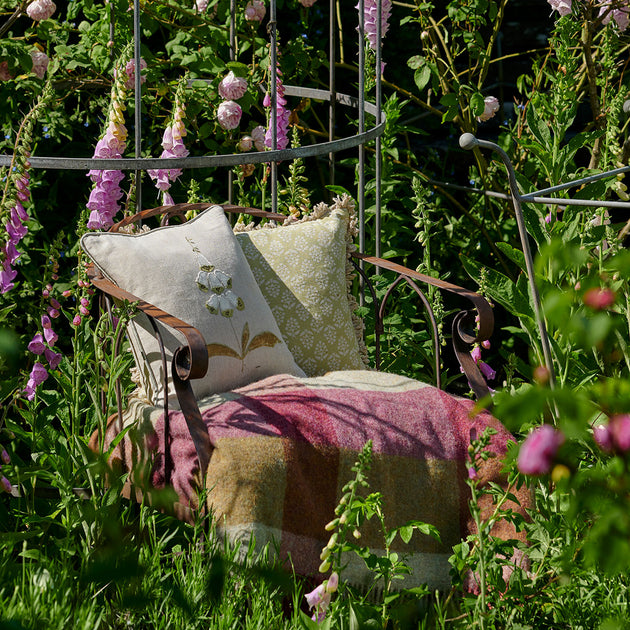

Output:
xmin=269 ymin=0 xmax=278 ymax=214
xmin=228 ymin=0 xmax=236 ymax=204
xmin=375 ymin=0 xmax=382 ymax=260
xmin=460 ymin=133 xmax=556 ymax=388
xmin=133 ymin=0 xmax=142 ymax=212
xmin=358 ymin=0 xmax=365 ymax=258
xmin=329 ymin=0 xmax=336 ymax=197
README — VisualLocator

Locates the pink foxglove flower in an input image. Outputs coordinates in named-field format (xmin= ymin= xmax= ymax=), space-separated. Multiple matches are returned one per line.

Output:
xmin=358 ymin=0 xmax=392 ymax=50
xmin=1 ymin=168 xmax=31 ymax=294
xmin=148 ymin=89 xmax=189 ymax=203
xmin=299 ymin=0 xmax=318 ymax=6
xmin=0 ymin=61 xmax=13 ymax=81
xmin=517 ymin=425 xmax=564 ymax=476
xmin=86 ymin=73 xmax=128 ymax=230
xmin=196 ymin=0 xmax=208 ymax=10
xmin=0 ymin=449 xmax=10 ymax=465
xmin=26 ymin=0 xmax=56 ymax=21
xmin=44 ymin=348 xmax=62 ymax=370
xmin=27 ymin=333 xmax=46 ymax=355
xmin=548 ymin=0 xmax=572 ymax=16
xmin=244 ymin=0 xmax=266 ymax=21
xmin=264 ymin=63 xmax=290 ymax=150
xmin=608 ymin=415 xmax=630 ymax=452
xmin=0 ymin=477 xmax=11 ymax=493
xmin=217 ymin=100 xmax=242 ymax=130
xmin=305 ymin=573 xmax=339 ymax=623
xmin=599 ymin=3 xmax=630 ymax=30
xmin=23 ymin=362 xmax=49 ymax=400
xmin=31 ymin=51 xmax=49 ymax=79
xmin=218 ymin=71 xmax=248 ymax=100
xmin=123 ymin=58 xmax=147 ymax=90
xmin=477 ymin=96 xmax=500 ymax=122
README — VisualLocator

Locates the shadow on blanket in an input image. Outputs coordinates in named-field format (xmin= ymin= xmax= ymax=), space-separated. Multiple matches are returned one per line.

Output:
xmin=90 ymin=370 xmax=531 ymax=593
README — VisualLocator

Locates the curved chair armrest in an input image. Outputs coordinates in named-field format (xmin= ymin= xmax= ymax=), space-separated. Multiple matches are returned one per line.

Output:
xmin=86 ymin=262 xmax=209 ymax=380
xmin=353 ymin=253 xmax=494 ymax=401
xmin=86 ymin=262 xmax=213 ymax=482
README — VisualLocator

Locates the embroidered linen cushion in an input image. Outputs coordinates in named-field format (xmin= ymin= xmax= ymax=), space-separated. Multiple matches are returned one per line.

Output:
xmin=81 ymin=205 xmax=304 ymax=406
xmin=234 ymin=194 xmax=368 ymax=376
xmin=93 ymin=370 xmax=530 ymax=592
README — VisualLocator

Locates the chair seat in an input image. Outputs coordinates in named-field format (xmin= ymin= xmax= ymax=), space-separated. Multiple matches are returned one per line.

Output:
xmin=92 ymin=370 xmax=530 ymax=592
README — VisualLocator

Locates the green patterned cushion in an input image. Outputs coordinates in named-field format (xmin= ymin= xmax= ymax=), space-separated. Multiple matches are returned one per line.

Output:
xmin=235 ymin=195 xmax=368 ymax=376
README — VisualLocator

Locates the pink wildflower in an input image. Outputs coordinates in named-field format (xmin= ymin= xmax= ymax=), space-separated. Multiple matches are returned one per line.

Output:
xmin=244 ymin=0 xmax=266 ymax=21
xmin=31 ymin=50 xmax=49 ymax=79
xmin=299 ymin=0 xmax=318 ymax=6
xmin=470 ymin=346 xmax=482 ymax=363
xmin=72 ymin=314 xmax=82 ymax=326
xmin=517 ymin=425 xmax=564 ymax=476
xmin=608 ymin=415 xmax=630 ymax=452
xmin=217 ymin=100 xmax=242 ymax=130
xmin=0 ymin=261 xmax=18 ymax=293
xmin=0 ymin=477 xmax=11 ymax=493
xmin=477 ymin=96 xmax=500 ymax=122
xmin=479 ymin=361 xmax=496 ymax=381
xmin=548 ymin=0 xmax=572 ymax=16
xmin=0 ymin=61 xmax=13 ymax=81
xmin=583 ymin=287 xmax=616 ymax=310
xmin=218 ymin=71 xmax=248 ymax=100
xmin=0 ymin=449 xmax=10 ymax=465
xmin=196 ymin=0 xmax=208 ymax=10
xmin=594 ymin=423 xmax=613 ymax=452
xmin=26 ymin=0 xmax=56 ymax=21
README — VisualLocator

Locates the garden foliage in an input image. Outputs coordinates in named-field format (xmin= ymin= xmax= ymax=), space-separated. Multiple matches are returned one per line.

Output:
xmin=1 ymin=0 xmax=630 ymax=627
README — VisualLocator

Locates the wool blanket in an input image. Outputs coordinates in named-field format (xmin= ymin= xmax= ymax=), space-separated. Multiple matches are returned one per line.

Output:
xmin=93 ymin=370 xmax=530 ymax=592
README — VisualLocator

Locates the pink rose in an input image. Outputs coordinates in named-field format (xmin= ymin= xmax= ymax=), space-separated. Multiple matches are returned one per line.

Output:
xmin=31 ymin=50 xmax=49 ymax=79
xmin=517 ymin=425 xmax=564 ymax=476
xmin=238 ymin=136 xmax=253 ymax=152
xmin=251 ymin=125 xmax=266 ymax=151
xmin=26 ymin=0 xmax=56 ymax=21
xmin=216 ymin=100 xmax=242 ymax=130
xmin=477 ymin=96 xmax=500 ymax=122
xmin=218 ymin=71 xmax=248 ymax=100
xmin=244 ymin=0 xmax=266 ymax=21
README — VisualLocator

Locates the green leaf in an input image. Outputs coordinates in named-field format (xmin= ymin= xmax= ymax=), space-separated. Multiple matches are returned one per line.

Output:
xmin=496 ymin=242 xmax=526 ymax=272
xmin=526 ymin=105 xmax=551 ymax=150
xmin=407 ymin=55 xmax=424 ymax=70
xmin=470 ymin=92 xmax=486 ymax=117
xmin=399 ymin=525 xmax=414 ymax=544
xmin=413 ymin=65 xmax=431 ymax=92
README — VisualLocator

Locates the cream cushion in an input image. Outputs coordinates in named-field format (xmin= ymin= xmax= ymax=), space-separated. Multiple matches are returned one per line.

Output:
xmin=81 ymin=205 xmax=304 ymax=406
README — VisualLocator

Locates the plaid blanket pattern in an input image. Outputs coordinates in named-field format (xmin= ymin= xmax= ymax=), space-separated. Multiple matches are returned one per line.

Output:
xmin=94 ymin=370 xmax=530 ymax=591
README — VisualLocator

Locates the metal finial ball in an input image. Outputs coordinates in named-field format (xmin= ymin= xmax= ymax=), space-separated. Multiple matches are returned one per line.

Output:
xmin=459 ymin=133 xmax=478 ymax=150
